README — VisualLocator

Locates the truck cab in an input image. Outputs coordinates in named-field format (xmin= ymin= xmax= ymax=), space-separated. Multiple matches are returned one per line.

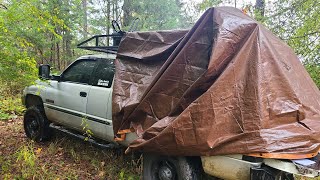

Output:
xmin=22 ymin=54 xmax=136 ymax=146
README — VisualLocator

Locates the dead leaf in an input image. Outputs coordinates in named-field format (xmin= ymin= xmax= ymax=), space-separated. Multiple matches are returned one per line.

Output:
xmin=98 ymin=171 xmax=105 ymax=177
xmin=35 ymin=148 xmax=42 ymax=155
xmin=101 ymin=161 xmax=105 ymax=167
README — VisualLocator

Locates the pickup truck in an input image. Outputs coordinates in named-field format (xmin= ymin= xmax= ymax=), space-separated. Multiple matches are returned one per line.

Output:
xmin=22 ymin=7 xmax=320 ymax=180
xmin=22 ymin=53 xmax=320 ymax=180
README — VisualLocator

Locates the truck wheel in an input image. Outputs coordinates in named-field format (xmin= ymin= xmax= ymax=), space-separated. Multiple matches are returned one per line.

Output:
xmin=24 ymin=106 xmax=51 ymax=142
xmin=143 ymin=153 xmax=199 ymax=180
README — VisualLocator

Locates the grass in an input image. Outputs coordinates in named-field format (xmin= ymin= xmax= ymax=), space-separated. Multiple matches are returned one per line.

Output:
xmin=0 ymin=117 xmax=141 ymax=179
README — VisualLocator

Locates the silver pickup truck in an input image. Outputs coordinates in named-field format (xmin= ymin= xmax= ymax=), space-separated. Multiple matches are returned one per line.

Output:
xmin=22 ymin=54 xmax=320 ymax=180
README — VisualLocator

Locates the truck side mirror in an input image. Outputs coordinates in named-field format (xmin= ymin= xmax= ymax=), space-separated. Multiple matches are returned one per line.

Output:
xmin=38 ymin=65 xmax=50 ymax=79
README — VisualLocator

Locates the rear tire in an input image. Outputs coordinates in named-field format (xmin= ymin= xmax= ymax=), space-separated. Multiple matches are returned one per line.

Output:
xmin=143 ymin=153 xmax=199 ymax=180
xmin=24 ymin=106 xmax=51 ymax=142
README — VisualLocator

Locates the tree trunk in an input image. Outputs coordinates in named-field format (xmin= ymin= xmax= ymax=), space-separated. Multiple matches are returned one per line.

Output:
xmin=38 ymin=48 xmax=44 ymax=64
xmin=122 ymin=0 xmax=132 ymax=27
xmin=64 ymin=0 xmax=72 ymax=69
xmin=62 ymin=31 xmax=66 ymax=64
xmin=56 ymin=42 xmax=60 ymax=70
xmin=82 ymin=0 xmax=88 ymax=39
xmin=115 ymin=0 xmax=119 ymax=21
xmin=107 ymin=0 xmax=110 ymax=45
xmin=112 ymin=0 xmax=115 ymax=20
xmin=50 ymin=35 xmax=55 ymax=67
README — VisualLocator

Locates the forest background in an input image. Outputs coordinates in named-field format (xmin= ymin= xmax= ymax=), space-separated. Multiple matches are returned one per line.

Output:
xmin=0 ymin=0 xmax=319 ymax=119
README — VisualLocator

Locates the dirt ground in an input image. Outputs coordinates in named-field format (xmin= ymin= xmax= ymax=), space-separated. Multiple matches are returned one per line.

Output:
xmin=0 ymin=117 xmax=141 ymax=179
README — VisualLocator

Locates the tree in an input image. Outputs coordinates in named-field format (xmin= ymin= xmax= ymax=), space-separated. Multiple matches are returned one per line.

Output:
xmin=82 ymin=0 xmax=88 ymax=39
xmin=266 ymin=0 xmax=320 ymax=87
xmin=122 ymin=0 xmax=189 ymax=31
xmin=0 ymin=0 xmax=63 ymax=93
xmin=197 ymin=0 xmax=222 ymax=12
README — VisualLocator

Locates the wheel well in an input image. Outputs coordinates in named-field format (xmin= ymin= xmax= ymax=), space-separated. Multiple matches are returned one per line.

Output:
xmin=25 ymin=94 xmax=44 ymax=108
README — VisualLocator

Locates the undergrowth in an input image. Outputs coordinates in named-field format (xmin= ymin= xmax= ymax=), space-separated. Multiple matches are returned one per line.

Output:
xmin=0 ymin=120 xmax=141 ymax=179
xmin=0 ymin=142 xmax=48 ymax=179
xmin=0 ymin=95 xmax=25 ymax=120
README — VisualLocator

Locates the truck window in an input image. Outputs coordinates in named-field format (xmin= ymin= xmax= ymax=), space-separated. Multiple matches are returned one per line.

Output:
xmin=91 ymin=59 xmax=115 ymax=88
xmin=62 ymin=60 xmax=96 ymax=84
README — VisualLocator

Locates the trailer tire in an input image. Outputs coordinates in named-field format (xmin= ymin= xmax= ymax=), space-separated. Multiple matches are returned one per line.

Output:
xmin=143 ymin=153 xmax=199 ymax=180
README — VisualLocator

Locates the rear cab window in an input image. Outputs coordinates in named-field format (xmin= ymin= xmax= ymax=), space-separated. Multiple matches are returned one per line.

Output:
xmin=91 ymin=59 xmax=115 ymax=88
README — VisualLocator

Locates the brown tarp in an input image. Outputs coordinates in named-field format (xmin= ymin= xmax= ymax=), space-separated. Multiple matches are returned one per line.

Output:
xmin=112 ymin=7 xmax=320 ymax=158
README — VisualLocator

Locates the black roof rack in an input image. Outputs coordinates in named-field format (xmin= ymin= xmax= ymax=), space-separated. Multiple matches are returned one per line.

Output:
xmin=77 ymin=33 xmax=123 ymax=54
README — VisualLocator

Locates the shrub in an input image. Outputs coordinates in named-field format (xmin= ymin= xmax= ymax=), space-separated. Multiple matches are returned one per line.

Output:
xmin=0 ymin=95 xmax=25 ymax=120
xmin=304 ymin=63 xmax=320 ymax=89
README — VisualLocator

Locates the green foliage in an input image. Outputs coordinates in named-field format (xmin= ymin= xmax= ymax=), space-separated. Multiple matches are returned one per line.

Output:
xmin=15 ymin=143 xmax=37 ymax=179
xmin=0 ymin=0 xmax=63 ymax=94
xmin=0 ymin=54 xmax=37 ymax=94
xmin=81 ymin=116 xmax=94 ymax=141
xmin=0 ymin=95 xmax=25 ymax=120
xmin=0 ymin=112 xmax=11 ymax=121
xmin=197 ymin=0 xmax=222 ymax=12
xmin=267 ymin=0 xmax=319 ymax=61
xmin=266 ymin=0 xmax=320 ymax=87
xmin=304 ymin=63 xmax=320 ymax=88
xmin=1 ymin=142 xmax=44 ymax=179
xmin=119 ymin=169 xmax=139 ymax=180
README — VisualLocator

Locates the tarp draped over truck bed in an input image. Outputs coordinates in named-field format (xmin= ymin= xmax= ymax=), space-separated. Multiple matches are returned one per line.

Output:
xmin=112 ymin=7 xmax=320 ymax=158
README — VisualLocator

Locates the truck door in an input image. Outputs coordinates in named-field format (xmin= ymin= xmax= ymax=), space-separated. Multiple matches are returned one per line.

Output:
xmin=44 ymin=59 xmax=96 ymax=131
xmin=86 ymin=58 xmax=115 ymax=141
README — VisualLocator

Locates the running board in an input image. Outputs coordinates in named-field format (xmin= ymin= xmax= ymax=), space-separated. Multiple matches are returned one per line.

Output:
xmin=49 ymin=123 xmax=119 ymax=149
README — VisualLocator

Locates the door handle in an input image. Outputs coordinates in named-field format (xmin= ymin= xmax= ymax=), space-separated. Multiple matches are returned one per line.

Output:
xmin=80 ymin=91 xmax=87 ymax=97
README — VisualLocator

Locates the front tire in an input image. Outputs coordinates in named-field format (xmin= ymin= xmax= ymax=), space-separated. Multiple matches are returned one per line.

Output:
xmin=143 ymin=153 xmax=199 ymax=180
xmin=24 ymin=106 xmax=51 ymax=142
